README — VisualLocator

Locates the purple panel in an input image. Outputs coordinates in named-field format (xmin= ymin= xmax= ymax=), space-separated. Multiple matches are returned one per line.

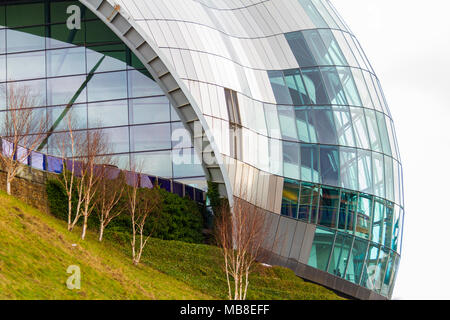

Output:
xmin=158 ymin=178 xmax=171 ymax=192
xmin=173 ymin=182 xmax=183 ymax=197
xmin=195 ymin=188 xmax=205 ymax=203
xmin=31 ymin=152 xmax=45 ymax=170
xmin=185 ymin=185 xmax=194 ymax=200
xmin=126 ymin=171 xmax=139 ymax=187
xmin=47 ymin=156 xmax=63 ymax=174
xmin=140 ymin=175 xmax=154 ymax=189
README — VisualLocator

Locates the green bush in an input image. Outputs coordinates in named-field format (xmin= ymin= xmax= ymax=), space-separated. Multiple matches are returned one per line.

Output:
xmin=46 ymin=175 xmax=205 ymax=244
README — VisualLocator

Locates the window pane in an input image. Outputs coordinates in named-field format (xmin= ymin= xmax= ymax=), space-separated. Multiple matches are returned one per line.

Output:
xmin=130 ymin=123 xmax=171 ymax=152
xmin=88 ymin=100 xmax=128 ymax=128
xmin=6 ymin=3 xmax=44 ymax=27
xmin=298 ymin=0 xmax=328 ymax=28
xmin=376 ymin=112 xmax=393 ymax=156
xmin=371 ymin=200 xmax=385 ymax=244
xmin=172 ymin=148 xmax=204 ymax=178
xmin=0 ymin=29 xmax=5 ymax=54
xmin=318 ymin=29 xmax=347 ymax=66
xmin=372 ymin=152 xmax=385 ymax=198
xmin=128 ymin=70 xmax=164 ymax=98
xmin=268 ymin=70 xmax=292 ymax=105
xmin=346 ymin=238 xmax=368 ymax=284
xmin=303 ymin=30 xmax=333 ymax=65
xmin=7 ymin=27 xmax=45 ymax=53
xmin=361 ymin=244 xmax=380 ymax=290
xmin=308 ymin=227 xmax=335 ymax=271
xmin=329 ymin=233 xmax=352 ymax=277
xmin=88 ymin=71 xmax=128 ymax=102
xmin=356 ymin=194 xmax=372 ymax=239
xmin=133 ymin=151 xmax=172 ymax=178
xmin=47 ymin=75 xmax=87 ymax=106
xmin=310 ymin=106 xmax=337 ymax=145
xmin=350 ymin=107 xmax=371 ymax=149
xmin=281 ymin=179 xmax=300 ymax=219
xmin=340 ymin=147 xmax=358 ymax=190
xmin=365 ymin=109 xmax=383 ymax=152
xmin=85 ymin=19 xmax=120 ymax=44
xmin=283 ymin=141 xmax=300 ymax=180
xmin=302 ymin=68 xmax=330 ymax=105
xmin=7 ymin=51 xmax=45 ymax=80
xmin=320 ymin=66 xmax=347 ymax=105
xmin=87 ymin=44 xmax=127 ymax=73
xmin=336 ymin=66 xmax=362 ymax=106
xmin=48 ymin=104 xmax=87 ymax=131
xmin=101 ymin=127 xmax=129 ymax=153
xmin=278 ymin=105 xmax=298 ymax=141
xmin=300 ymin=143 xmax=319 ymax=183
xmin=295 ymin=107 xmax=317 ymax=143
xmin=299 ymin=182 xmax=320 ymax=223
xmin=47 ymin=47 xmax=86 ymax=77
xmin=338 ymin=191 xmax=358 ymax=233
xmin=358 ymin=150 xmax=373 ymax=194
xmin=351 ymin=68 xmax=373 ymax=109
xmin=333 ymin=106 xmax=355 ymax=147
xmin=47 ymin=23 xmax=85 ymax=49
xmin=384 ymin=155 xmax=395 ymax=202
xmin=318 ymin=186 xmax=340 ymax=228
xmin=285 ymin=31 xmax=316 ymax=68
xmin=129 ymin=97 xmax=170 ymax=125
xmin=283 ymin=69 xmax=310 ymax=105
xmin=320 ymin=145 xmax=340 ymax=187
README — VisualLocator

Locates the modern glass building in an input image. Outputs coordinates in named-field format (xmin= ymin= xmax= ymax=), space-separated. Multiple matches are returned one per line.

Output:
xmin=0 ymin=0 xmax=403 ymax=299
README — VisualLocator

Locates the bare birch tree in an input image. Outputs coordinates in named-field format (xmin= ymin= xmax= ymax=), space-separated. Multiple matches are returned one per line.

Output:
xmin=53 ymin=114 xmax=83 ymax=231
xmin=127 ymin=164 xmax=162 ymax=265
xmin=96 ymin=166 xmax=126 ymax=241
xmin=215 ymin=197 xmax=270 ymax=300
xmin=78 ymin=129 xmax=110 ymax=240
xmin=0 ymin=83 xmax=47 ymax=195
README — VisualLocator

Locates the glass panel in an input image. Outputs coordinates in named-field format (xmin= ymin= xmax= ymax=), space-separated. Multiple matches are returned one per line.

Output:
xmin=85 ymin=19 xmax=121 ymax=44
xmin=318 ymin=186 xmax=340 ymax=228
xmin=278 ymin=105 xmax=298 ymax=141
xmin=7 ymin=27 xmax=45 ymax=53
xmin=87 ymin=44 xmax=127 ymax=73
xmin=130 ymin=123 xmax=171 ymax=152
xmin=329 ymin=233 xmax=352 ymax=277
xmin=47 ymin=47 xmax=86 ymax=77
xmin=303 ymin=30 xmax=333 ymax=65
xmin=308 ymin=227 xmax=335 ymax=271
xmin=298 ymin=0 xmax=328 ymax=28
xmin=351 ymin=68 xmax=373 ymax=109
xmin=376 ymin=111 xmax=392 ymax=156
xmin=336 ymin=66 xmax=362 ymax=106
xmin=283 ymin=141 xmax=300 ymax=180
xmin=358 ymin=149 xmax=373 ymax=194
xmin=127 ymin=70 xmax=163 ymax=98
xmin=50 ymin=1 xmax=80 ymax=24
xmin=295 ymin=106 xmax=317 ymax=143
xmin=381 ymin=252 xmax=396 ymax=297
xmin=285 ymin=31 xmax=316 ymax=68
xmin=345 ymin=238 xmax=368 ymax=284
xmin=88 ymin=100 xmax=128 ymax=128
xmin=129 ymin=97 xmax=170 ymax=125
xmin=9 ymin=79 xmax=46 ymax=107
xmin=383 ymin=201 xmax=394 ymax=248
xmin=283 ymin=69 xmax=310 ymax=105
xmin=264 ymin=103 xmax=281 ymax=139
xmin=340 ymin=147 xmax=358 ymax=190
xmin=281 ymin=179 xmax=300 ymax=219
xmin=371 ymin=200 xmax=385 ymax=244
xmin=300 ymin=143 xmax=319 ymax=183
xmin=356 ymin=194 xmax=372 ymax=239
xmin=338 ymin=191 xmax=358 ymax=234
xmin=48 ymin=104 xmax=87 ymax=131
xmin=299 ymin=182 xmax=320 ymax=223
xmin=384 ymin=156 xmax=395 ymax=202
xmin=47 ymin=23 xmax=85 ymax=49
xmin=88 ymin=71 xmax=128 ymax=102
xmin=172 ymin=148 xmax=204 ymax=178
xmin=318 ymin=29 xmax=347 ymax=66
xmin=392 ymin=205 xmax=403 ymax=253
xmin=7 ymin=51 xmax=46 ymax=80
xmin=372 ymin=152 xmax=385 ymax=198
xmin=365 ymin=109 xmax=382 ymax=152
xmin=268 ymin=70 xmax=292 ymax=105
xmin=332 ymin=106 xmax=355 ymax=147
xmin=320 ymin=66 xmax=347 ymax=105
xmin=361 ymin=244 xmax=380 ymax=289
xmin=6 ymin=3 xmax=45 ymax=27
xmin=310 ymin=106 xmax=337 ymax=145
xmin=350 ymin=107 xmax=370 ymax=149
xmin=47 ymin=75 xmax=87 ymax=106
xmin=302 ymin=68 xmax=330 ymax=105
xmin=101 ymin=126 xmax=129 ymax=153
xmin=320 ymin=145 xmax=340 ymax=187
xmin=0 ymin=29 xmax=5 ymax=54
xmin=133 ymin=151 xmax=173 ymax=178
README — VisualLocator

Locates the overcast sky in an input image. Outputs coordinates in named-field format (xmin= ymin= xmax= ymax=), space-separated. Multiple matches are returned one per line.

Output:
xmin=332 ymin=0 xmax=450 ymax=300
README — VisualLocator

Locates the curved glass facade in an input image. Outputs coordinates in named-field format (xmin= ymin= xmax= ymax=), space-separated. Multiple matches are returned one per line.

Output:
xmin=0 ymin=0 xmax=206 ymax=189
xmin=268 ymin=0 xmax=403 ymax=297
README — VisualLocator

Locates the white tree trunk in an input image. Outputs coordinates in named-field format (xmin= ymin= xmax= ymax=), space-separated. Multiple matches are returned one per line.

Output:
xmin=98 ymin=223 xmax=104 ymax=242
xmin=81 ymin=214 xmax=88 ymax=240
xmin=6 ymin=179 xmax=11 ymax=195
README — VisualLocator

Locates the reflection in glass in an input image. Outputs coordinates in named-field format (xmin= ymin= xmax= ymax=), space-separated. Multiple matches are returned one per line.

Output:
xmin=88 ymin=100 xmax=128 ymax=128
xmin=88 ymin=71 xmax=128 ymax=102
xmin=7 ymin=51 xmax=46 ymax=80
xmin=308 ymin=227 xmax=335 ymax=271
xmin=329 ymin=233 xmax=352 ymax=277
xmin=47 ymin=47 xmax=86 ymax=77
xmin=7 ymin=27 xmax=45 ymax=53
xmin=130 ymin=123 xmax=171 ymax=152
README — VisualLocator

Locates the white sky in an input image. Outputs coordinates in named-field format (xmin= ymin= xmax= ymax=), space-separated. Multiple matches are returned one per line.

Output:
xmin=332 ymin=0 xmax=450 ymax=299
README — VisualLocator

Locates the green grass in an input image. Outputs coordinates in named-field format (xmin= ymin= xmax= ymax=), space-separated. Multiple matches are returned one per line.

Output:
xmin=0 ymin=191 xmax=343 ymax=300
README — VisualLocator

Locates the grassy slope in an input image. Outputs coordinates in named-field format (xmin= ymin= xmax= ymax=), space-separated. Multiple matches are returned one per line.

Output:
xmin=0 ymin=191 xmax=343 ymax=300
